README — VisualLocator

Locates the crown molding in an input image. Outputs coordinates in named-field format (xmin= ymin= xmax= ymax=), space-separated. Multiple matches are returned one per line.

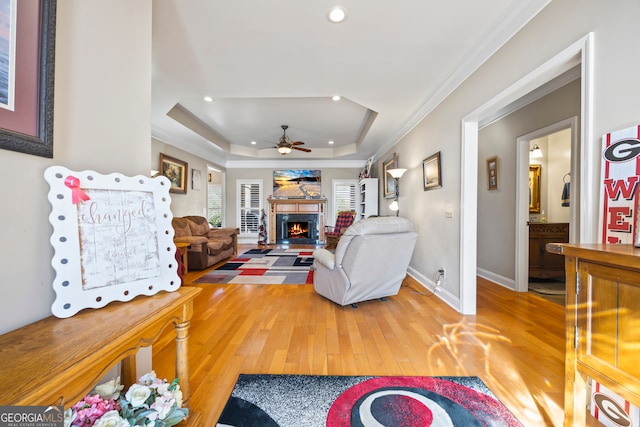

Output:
xmin=374 ymin=0 xmax=552 ymax=160
xmin=225 ymin=159 xmax=366 ymax=169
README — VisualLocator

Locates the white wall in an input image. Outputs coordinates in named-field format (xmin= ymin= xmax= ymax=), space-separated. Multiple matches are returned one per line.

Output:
xmin=377 ymin=0 xmax=640 ymax=307
xmin=151 ymin=138 xmax=225 ymax=218
xmin=530 ymin=129 xmax=572 ymax=224
xmin=0 ymin=1 xmax=152 ymax=334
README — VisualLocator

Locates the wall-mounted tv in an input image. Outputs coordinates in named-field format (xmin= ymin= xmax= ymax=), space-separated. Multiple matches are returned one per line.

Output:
xmin=273 ymin=169 xmax=322 ymax=198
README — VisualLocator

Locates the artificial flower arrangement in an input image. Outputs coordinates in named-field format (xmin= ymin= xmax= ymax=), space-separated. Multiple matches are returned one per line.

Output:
xmin=64 ymin=371 xmax=188 ymax=427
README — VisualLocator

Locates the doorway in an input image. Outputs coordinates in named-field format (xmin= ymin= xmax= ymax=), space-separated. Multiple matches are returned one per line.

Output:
xmin=515 ymin=118 xmax=578 ymax=294
xmin=459 ymin=33 xmax=595 ymax=314
xmin=207 ymin=167 xmax=224 ymax=227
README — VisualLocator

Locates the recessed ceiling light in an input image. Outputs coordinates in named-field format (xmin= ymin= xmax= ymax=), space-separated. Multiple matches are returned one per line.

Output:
xmin=328 ymin=140 xmax=335 ymax=145
xmin=332 ymin=95 xmax=341 ymax=101
xmin=327 ymin=6 xmax=347 ymax=23
xmin=251 ymin=141 xmax=257 ymax=145
xmin=203 ymin=96 xmax=213 ymax=102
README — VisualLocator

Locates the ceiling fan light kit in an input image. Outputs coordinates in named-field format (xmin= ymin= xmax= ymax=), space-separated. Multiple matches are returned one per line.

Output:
xmin=272 ymin=125 xmax=312 ymax=155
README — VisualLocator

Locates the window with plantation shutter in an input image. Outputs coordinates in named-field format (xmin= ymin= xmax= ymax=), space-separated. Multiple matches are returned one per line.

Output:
xmin=332 ymin=180 xmax=358 ymax=223
xmin=237 ymin=180 xmax=263 ymax=235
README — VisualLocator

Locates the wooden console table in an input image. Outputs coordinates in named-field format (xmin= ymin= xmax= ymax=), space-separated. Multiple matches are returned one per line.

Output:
xmin=547 ymin=243 xmax=640 ymax=426
xmin=0 ymin=287 xmax=202 ymax=426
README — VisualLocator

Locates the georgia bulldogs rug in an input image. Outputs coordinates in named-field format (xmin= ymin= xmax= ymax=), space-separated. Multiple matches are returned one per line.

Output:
xmin=216 ymin=374 xmax=522 ymax=426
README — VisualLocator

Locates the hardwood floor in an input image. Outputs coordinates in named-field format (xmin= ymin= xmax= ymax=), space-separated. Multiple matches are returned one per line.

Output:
xmin=152 ymin=245 xmax=576 ymax=426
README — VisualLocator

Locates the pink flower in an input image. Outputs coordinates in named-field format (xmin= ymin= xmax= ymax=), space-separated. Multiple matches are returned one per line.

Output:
xmin=71 ymin=395 xmax=120 ymax=427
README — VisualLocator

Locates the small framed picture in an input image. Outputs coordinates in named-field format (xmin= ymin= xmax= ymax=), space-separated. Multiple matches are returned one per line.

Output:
xmin=422 ymin=151 xmax=442 ymax=191
xmin=192 ymin=168 xmax=202 ymax=191
xmin=159 ymin=153 xmax=188 ymax=194
xmin=487 ymin=156 xmax=498 ymax=190
xmin=383 ymin=153 xmax=397 ymax=198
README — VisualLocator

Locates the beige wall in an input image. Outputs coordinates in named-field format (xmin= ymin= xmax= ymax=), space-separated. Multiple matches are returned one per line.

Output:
xmin=476 ymin=80 xmax=580 ymax=281
xmin=225 ymin=167 xmax=360 ymax=232
xmin=377 ymin=0 xmax=640 ymax=302
xmin=0 ymin=1 xmax=152 ymax=334
xmin=151 ymin=138 xmax=226 ymax=218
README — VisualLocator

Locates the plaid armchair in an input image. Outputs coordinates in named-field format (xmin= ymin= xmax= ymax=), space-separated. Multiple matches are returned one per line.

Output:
xmin=324 ymin=210 xmax=356 ymax=250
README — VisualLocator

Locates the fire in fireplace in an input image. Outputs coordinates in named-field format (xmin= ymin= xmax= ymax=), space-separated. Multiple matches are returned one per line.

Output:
xmin=288 ymin=221 xmax=309 ymax=239
xmin=276 ymin=213 xmax=319 ymax=244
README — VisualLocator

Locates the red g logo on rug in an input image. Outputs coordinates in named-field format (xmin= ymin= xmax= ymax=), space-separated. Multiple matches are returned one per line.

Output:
xmin=326 ymin=376 xmax=521 ymax=426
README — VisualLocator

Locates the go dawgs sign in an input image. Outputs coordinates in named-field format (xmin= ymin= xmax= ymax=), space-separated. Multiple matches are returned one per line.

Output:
xmin=600 ymin=125 xmax=640 ymax=244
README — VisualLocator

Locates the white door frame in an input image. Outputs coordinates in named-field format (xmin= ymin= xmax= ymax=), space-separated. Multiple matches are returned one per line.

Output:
xmin=460 ymin=33 xmax=594 ymax=314
xmin=514 ymin=117 xmax=579 ymax=292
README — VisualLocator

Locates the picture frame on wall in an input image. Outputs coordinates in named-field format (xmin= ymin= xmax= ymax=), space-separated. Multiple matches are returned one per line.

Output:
xmin=192 ymin=168 xmax=201 ymax=191
xmin=487 ymin=156 xmax=499 ymax=191
xmin=160 ymin=153 xmax=188 ymax=194
xmin=383 ymin=153 xmax=397 ymax=198
xmin=0 ymin=0 xmax=57 ymax=158
xmin=423 ymin=151 xmax=442 ymax=191
xmin=529 ymin=164 xmax=541 ymax=212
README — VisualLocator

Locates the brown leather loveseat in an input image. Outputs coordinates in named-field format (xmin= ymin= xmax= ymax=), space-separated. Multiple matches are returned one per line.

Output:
xmin=172 ymin=215 xmax=238 ymax=270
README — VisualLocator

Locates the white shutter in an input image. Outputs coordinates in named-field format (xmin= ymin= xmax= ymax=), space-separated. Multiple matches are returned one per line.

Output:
xmin=332 ymin=180 xmax=358 ymax=221
xmin=237 ymin=180 xmax=263 ymax=235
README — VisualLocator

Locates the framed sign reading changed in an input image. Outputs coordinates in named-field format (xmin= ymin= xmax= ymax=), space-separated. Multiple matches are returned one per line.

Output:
xmin=45 ymin=166 xmax=180 ymax=318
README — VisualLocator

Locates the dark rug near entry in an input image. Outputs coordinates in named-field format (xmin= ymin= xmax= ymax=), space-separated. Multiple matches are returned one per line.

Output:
xmin=194 ymin=249 xmax=314 ymax=285
xmin=216 ymin=374 xmax=522 ymax=426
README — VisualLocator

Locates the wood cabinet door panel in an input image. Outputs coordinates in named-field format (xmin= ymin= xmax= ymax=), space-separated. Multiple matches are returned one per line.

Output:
xmin=618 ymin=280 xmax=640 ymax=377
xmin=578 ymin=262 xmax=640 ymax=381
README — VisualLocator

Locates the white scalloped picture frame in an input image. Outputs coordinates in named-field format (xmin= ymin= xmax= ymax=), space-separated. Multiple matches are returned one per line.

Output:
xmin=45 ymin=166 xmax=181 ymax=318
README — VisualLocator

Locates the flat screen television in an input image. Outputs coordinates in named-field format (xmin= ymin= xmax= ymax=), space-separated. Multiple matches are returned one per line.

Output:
xmin=273 ymin=169 xmax=322 ymax=198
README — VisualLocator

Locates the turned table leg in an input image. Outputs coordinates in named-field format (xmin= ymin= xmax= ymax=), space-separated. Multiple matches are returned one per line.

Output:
xmin=174 ymin=318 xmax=192 ymax=408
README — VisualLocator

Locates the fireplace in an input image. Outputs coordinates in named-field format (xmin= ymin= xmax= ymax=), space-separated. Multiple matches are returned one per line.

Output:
xmin=276 ymin=214 xmax=319 ymax=244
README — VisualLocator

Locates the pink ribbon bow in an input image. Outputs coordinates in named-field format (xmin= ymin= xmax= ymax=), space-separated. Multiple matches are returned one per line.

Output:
xmin=64 ymin=176 xmax=90 ymax=204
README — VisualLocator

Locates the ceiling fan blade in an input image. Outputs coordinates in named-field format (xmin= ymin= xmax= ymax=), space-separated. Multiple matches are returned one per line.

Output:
xmin=290 ymin=141 xmax=305 ymax=146
xmin=293 ymin=146 xmax=311 ymax=152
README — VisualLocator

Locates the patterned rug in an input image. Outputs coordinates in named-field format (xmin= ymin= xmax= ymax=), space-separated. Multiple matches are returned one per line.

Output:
xmin=194 ymin=249 xmax=314 ymax=285
xmin=216 ymin=374 xmax=522 ymax=426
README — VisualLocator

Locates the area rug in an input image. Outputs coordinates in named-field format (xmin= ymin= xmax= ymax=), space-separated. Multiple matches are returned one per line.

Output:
xmin=194 ymin=249 xmax=314 ymax=285
xmin=528 ymin=279 xmax=566 ymax=295
xmin=216 ymin=374 xmax=522 ymax=426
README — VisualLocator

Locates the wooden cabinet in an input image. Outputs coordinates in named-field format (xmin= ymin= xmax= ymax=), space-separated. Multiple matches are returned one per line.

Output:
xmin=358 ymin=178 xmax=378 ymax=220
xmin=528 ymin=222 xmax=569 ymax=279
xmin=546 ymin=243 xmax=640 ymax=426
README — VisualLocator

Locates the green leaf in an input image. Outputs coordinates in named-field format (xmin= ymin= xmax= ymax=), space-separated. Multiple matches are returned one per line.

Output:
xmin=161 ymin=408 xmax=188 ymax=426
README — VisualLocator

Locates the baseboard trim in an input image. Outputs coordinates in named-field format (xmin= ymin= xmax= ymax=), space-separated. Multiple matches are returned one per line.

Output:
xmin=406 ymin=267 xmax=460 ymax=312
xmin=476 ymin=268 xmax=517 ymax=291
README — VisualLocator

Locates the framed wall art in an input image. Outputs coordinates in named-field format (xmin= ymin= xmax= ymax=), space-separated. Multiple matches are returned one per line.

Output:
xmin=487 ymin=156 xmax=499 ymax=191
xmin=44 ymin=166 xmax=181 ymax=318
xmin=529 ymin=164 xmax=541 ymax=213
xmin=192 ymin=168 xmax=202 ymax=191
xmin=160 ymin=153 xmax=188 ymax=194
xmin=383 ymin=153 xmax=397 ymax=198
xmin=0 ymin=0 xmax=56 ymax=158
xmin=423 ymin=151 xmax=442 ymax=191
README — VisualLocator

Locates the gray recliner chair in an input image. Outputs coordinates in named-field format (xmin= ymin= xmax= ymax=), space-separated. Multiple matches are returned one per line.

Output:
xmin=312 ymin=216 xmax=418 ymax=306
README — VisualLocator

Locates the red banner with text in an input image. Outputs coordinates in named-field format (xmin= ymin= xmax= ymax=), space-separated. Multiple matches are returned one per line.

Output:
xmin=599 ymin=124 xmax=640 ymax=244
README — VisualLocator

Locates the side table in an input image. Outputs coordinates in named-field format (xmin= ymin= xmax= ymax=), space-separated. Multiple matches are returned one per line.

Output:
xmin=175 ymin=242 xmax=191 ymax=273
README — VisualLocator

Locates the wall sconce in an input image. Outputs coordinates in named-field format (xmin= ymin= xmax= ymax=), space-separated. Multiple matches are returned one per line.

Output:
xmin=387 ymin=168 xmax=407 ymax=216
xmin=530 ymin=144 xmax=543 ymax=158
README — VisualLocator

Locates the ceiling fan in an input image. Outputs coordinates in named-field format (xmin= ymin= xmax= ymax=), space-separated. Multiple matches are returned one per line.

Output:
xmin=273 ymin=125 xmax=311 ymax=155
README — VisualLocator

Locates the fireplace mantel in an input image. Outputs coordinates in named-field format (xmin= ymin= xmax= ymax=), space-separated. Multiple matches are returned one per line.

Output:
xmin=268 ymin=198 xmax=326 ymax=244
